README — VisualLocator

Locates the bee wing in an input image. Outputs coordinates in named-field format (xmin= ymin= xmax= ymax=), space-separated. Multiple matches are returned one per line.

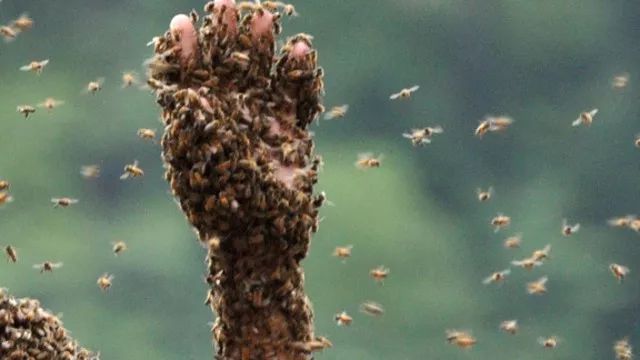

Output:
xmin=389 ymin=92 xmax=401 ymax=100
xmin=572 ymin=223 xmax=580 ymax=232
xmin=51 ymin=262 xmax=63 ymax=268
xmin=32 ymin=263 xmax=42 ymax=269
xmin=538 ymin=276 xmax=548 ymax=285
xmin=431 ymin=126 xmax=444 ymax=134
xmin=119 ymin=173 xmax=130 ymax=180
xmin=571 ymin=117 xmax=582 ymax=127
xmin=511 ymin=259 xmax=525 ymax=267
xmin=482 ymin=274 xmax=495 ymax=285
xmin=19 ymin=64 xmax=32 ymax=71
xmin=324 ymin=111 xmax=335 ymax=120
xmin=589 ymin=109 xmax=599 ymax=117
xmin=402 ymin=133 xmax=414 ymax=139
xmin=39 ymin=59 xmax=50 ymax=67
xmin=502 ymin=268 xmax=512 ymax=276
xmin=69 ymin=198 xmax=79 ymax=204
xmin=408 ymin=85 xmax=420 ymax=93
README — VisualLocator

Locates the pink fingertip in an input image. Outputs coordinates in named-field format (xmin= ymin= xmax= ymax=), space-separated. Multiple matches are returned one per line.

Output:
xmin=291 ymin=41 xmax=311 ymax=59
xmin=214 ymin=0 xmax=238 ymax=34
xmin=170 ymin=14 xmax=198 ymax=63
xmin=251 ymin=10 xmax=274 ymax=37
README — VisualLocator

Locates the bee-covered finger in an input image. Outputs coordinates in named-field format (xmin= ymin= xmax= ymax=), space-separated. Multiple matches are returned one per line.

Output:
xmin=170 ymin=14 xmax=199 ymax=65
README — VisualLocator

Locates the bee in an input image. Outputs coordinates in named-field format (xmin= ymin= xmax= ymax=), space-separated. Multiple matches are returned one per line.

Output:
xmin=4 ymin=245 xmax=17 ymax=263
xmin=323 ymin=105 xmax=349 ymax=120
xmin=538 ymin=336 xmax=560 ymax=349
xmin=121 ymin=71 xmax=139 ymax=88
xmin=608 ymin=215 xmax=636 ymax=228
xmin=610 ymin=263 xmax=630 ymax=283
xmin=19 ymin=59 xmax=49 ymax=74
xmin=51 ymin=197 xmax=79 ymax=208
xmin=369 ymin=266 xmax=389 ymax=283
xmin=635 ymin=134 xmax=640 ymax=149
xmin=476 ymin=187 xmax=493 ymax=202
xmin=572 ymin=108 xmax=598 ymax=127
xmin=33 ymin=261 xmax=63 ymax=273
xmin=80 ymin=165 xmax=101 ymax=179
xmin=612 ymin=73 xmax=630 ymax=90
xmin=11 ymin=14 xmax=33 ymax=31
xmin=120 ymin=160 xmax=144 ymax=180
xmin=97 ymin=273 xmax=114 ymax=291
xmin=474 ymin=119 xmax=491 ymax=138
xmin=334 ymin=311 xmax=352 ymax=326
xmin=0 ymin=180 xmax=9 ymax=191
xmin=332 ymin=245 xmax=352 ymax=259
xmin=561 ymin=219 xmax=580 ymax=236
xmin=491 ymin=213 xmax=511 ymax=232
xmin=85 ymin=78 xmax=105 ymax=94
xmin=37 ymin=98 xmax=64 ymax=112
xmin=0 ymin=26 xmax=18 ymax=41
xmin=482 ymin=268 xmax=511 ymax=285
xmin=527 ymin=276 xmax=548 ymax=295
xmin=291 ymin=337 xmax=333 ymax=353
xmin=504 ymin=233 xmax=522 ymax=249
xmin=499 ymin=320 xmax=518 ymax=335
xmin=488 ymin=116 xmax=514 ymax=132
xmin=0 ymin=191 xmax=13 ymax=205
xmin=360 ymin=301 xmax=384 ymax=316
xmin=446 ymin=330 xmax=477 ymax=349
xmin=531 ymin=244 xmax=552 ymax=262
xmin=355 ymin=153 xmax=382 ymax=169
xmin=137 ymin=128 xmax=157 ymax=142
xmin=111 ymin=241 xmax=128 ymax=256
xmin=229 ymin=51 xmax=250 ymax=68
xmin=511 ymin=257 xmax=543 ymax=270
xmin=283 ymin=4 xmax=299 ymax=16
xmin=614 ymin=337 xmax=633 ymax=360
xmin=390 ymin=85 xmax=419 ymax=100
xmin=402 ymin=126 xmax=444 ymax=146
xmin=17 ymin=105 xmax=36 ymax=119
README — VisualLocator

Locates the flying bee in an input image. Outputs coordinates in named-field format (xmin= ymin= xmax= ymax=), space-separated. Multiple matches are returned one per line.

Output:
xmin=283 ymin=4 xmax=299 ymax=16
xmin=402 ymin=126 xmax=443 ymax=146
xmin=572 ymin=108 xmax=598 ymax=127
xmin=37 ymin=98 xmax=64 ymax=112
xmin=491 ymin=213 xmax=511 ymax=232
xmin=608 ymin=215 xmax=636 ymax=228
xmin=561 ymin=219 xmax=580 ymax=236
xmin=446 ymin=330 xmax=477 ymax=349
xmin=33 ymin=261 xmax=63 ymax=273
xmin=538 ymin=336 xmax=560 ymax=349
xmin=85 ymin=78 xmax=105 ymax=94
xmin=332 ymin=245 xmax=352 ymax=260
xmin=17 ymin=105 xmax=36 ymax=118
xmin=482 ymin=268 xmax=511 ymax=285
xmin=120 ymin=160 xmax=144 ymax=180
xmin=531 ymin=244 xmax=552 ymax=262
xmin=121 ymin=71 xmax=139 ymax=88
xmin=500 ymin=320 xmax=518 ymax=335
xmin=610 ymin=263 xmax=630 ymax=283
xmin=614 ymin=337 xmax=633 ymax=360
xmin=511 ymin=257 xmax=543 ymax=270
xmin=355 ymin=153 xmax=382 ymax=169
xmin=4 ymin=245 xmax=17 ymax=263
xmin=80 ymin=164 xmax=101 ymax=179
xmin=0 ymin=180 xmax=9 ymax=191
xmin=476 ymin=187 xmax=493 ymax=202
xmin=389 ymin=85 xmax=420 ymax=100
xmin=0 ymin=26 xmax=18 ymax=41
xmin=0 ymin=191 xmax=13 ymax=205
xmin=323 ymin=105 xmax=349 ymax=120
xmin=97 ymin=273 xmax=114 ymax=291
xmin=360 ymin=301 xmax=384 ymax=316
xmin=504 ymin=233 xmax=522 ymax=249
xmin=612 ymin=73 xmax=630 ymax=90
xmin=370 ymin=266 xmax=389 ymax=283
xmin=11 ymin=14 xmax=33 ymax=31
xmin=19 ymin=59 xmax=49 ymax=74
xmin=111 ymin=241 xmax=128 ymax=256
xmin=474 ymin=119 xmax=491 ymax=138
xmin=51 ymin=197 xmax=79 ymax=208
xmin=137 ymin=128 xmax=157 ymax=142
xmin=334 ymin=311 xmax=352 ymax=326
xmin=527 ymin=276 xmax=548 ymax=295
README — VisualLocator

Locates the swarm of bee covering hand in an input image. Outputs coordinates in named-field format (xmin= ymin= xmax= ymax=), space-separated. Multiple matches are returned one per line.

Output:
xmin=146 ymin=1 xmax=325 ymax=358
xmin=0 ymin=289 xmax=98 ymax=360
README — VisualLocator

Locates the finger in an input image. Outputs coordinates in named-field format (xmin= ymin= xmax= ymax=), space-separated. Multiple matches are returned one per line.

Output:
xmin=170 ymin=14 xmax=198 ymax=64
xmin=205 ymin=0 xmax=238 ymax=35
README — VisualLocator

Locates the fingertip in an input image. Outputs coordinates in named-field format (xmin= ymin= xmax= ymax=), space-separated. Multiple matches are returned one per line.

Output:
xmin=170 ymin=14 xmax=198 ymax=63
xmin=251 ymin=10 xmax=274 ymax=37
xmin=290 ymin=41 xmax=311 ymax=59
xmin=214 ymin=0 xmax=238 ymax=34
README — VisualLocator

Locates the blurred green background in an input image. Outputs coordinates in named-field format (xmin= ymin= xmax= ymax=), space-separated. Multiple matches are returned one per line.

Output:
xmin=1 ymin=1 xmax=640 ymax=359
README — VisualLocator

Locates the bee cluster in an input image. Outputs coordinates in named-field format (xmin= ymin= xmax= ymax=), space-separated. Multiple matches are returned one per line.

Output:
xmin=147 ymin=1 xmax=325 ymax=358
xmin=0 ymin=289 xmax=98 ymax=360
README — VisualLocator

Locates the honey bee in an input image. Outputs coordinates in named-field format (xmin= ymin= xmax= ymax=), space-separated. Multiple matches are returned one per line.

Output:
xmin=323 ymin=105 xmax=349 ymax=120
xmin=476 ymin=187 xmax=493 ymax=202
xmin=19 ymin=59 xmax=49 ymax=74
xmin=229 ymin=51 xmax=251 ymax=68
xmin=33 ymin=261 xmax=63 ymax=273
xmin=491 ymin=213 xmax=511 ymax=232
xmin=355 ymin=153 xmax=382 ymax=169
xmin=610 ymin=263 xmax=630 ymax=283
xmin=635 ymin=134 xmax=640 ymax=149
xmin=504 ymin=233 xmax=522 ymax=249
xmin=511 ymin=257 xmax=543 ymax=270
xmin=369 ymin=266 xmax=389 ymax=283
xmin=80 ymin=165 xmax=101 ymax=179
xmin=121 ymin=71 xmax=139 ymax=88
xmin=538 ymin=336 xmax=560 ymax=349
xmin=608 ymin=215 xmax=636 ymax=228
xmin=120 ymin=160 xmax=144 ymax=180
xmin=17 ymin=105 xmax=36 ymax=119
xmin=334 ymin=311 xmax=352 ymax=326
xmin=0 ymin=26 xmax=18 ymax=41
xmin=51 ymin=197 xmax=79 ymax=208
xmin=283 ymin=4 xmax=299 ymax=16
xmin=85 ymin=78 xmax=105 ymax=94
xmin=561 ymin=219 xmax=580 ymax=236
xmin=137 ymin=128 xmax=157 ymax=142
xmin=527 ymin=276 xmax=548 ymax=295
xmin=389 ymin=85 xmax=420 ymax=100
xmin=572 ymin=108 xmax=598 ymax=127
xmin=499 ymin=320 xmax=518 ymax=335
xmin=332 ymin=245 xmax=352 ymax=259
xmin=0 ymin=191 xmax=13 ymax=205
xmin=402 ymin=126 xmax=443 ymax=146
xmin=474 ymin=119 xmax=491 ymax=138
xmin=37 ymin=98 xmax=64 ymax=112
xmin=97 ymin=273 xmax=114 ymax=291
xmin=4 ymin=245 xmax=17 ymax=263
xmin=360 ymin=301 xmax=384 ymax=316
xmin=0 ymin=180 xmax=9 ymax=191
xmin=612 ymin=73 xmax=630 ymax=90
xmin=446 ymin=330 xmax=477 ymax=349
xmin=531 ymin=244 xmax=552 ymax=262
xmin=112 ymin=241 xmax=128 ymax=256
xmin=11 ymin=14 xmax=33 ymax=31
xmin=614 ymin=337 xmax=633 ymax=360
xmin=482 ymin=268 xmax=511 ymax=285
